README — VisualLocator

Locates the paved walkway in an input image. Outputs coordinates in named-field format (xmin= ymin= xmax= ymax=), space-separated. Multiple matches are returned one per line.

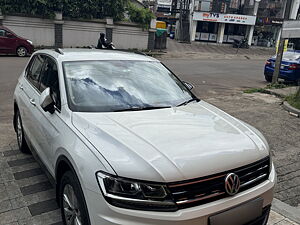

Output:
xmin=160 ymin=39 xmax=275 ymax=60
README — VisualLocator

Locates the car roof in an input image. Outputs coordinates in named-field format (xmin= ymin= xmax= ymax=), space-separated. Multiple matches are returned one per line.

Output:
xmin=34 ymin=48 xmax=159 ymax=62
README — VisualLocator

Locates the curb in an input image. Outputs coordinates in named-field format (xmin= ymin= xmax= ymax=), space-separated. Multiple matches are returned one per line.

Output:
xmin=282 ymin=101 xmax=300 ymax=118
xmin=272 ymin=198 xmax=300 ymax=223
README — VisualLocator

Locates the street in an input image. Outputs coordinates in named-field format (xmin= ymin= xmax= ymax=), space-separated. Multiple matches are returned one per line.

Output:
xmin=0 ymin=56 xmax=299 ymax=225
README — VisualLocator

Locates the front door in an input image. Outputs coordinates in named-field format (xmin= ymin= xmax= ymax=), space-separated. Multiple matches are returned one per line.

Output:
xmin=0 ymin=29 xmax=17 ymax=54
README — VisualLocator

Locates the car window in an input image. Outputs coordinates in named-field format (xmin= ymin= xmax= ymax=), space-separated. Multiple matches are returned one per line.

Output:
xmin=0 ymin=29 xmax=5 ymax=37
xmin=39 ymin=57 xmax=61 ymax=110
xmin=27 ymin=55 xmax=45 ymax=91
xmin=63 ymin=60 xmax=193 ymax=112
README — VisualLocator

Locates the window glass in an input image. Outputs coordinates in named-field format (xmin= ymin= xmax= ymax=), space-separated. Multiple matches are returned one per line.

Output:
xmin=0 ymin=29 xmax=5 ymax=37
xmin=63 ymin=60 xmax=193 ymax=112
xmin=39 ymin=57 xmax=61 ymax=109
xmin=27 ymin=55 xmax=45 ymax=90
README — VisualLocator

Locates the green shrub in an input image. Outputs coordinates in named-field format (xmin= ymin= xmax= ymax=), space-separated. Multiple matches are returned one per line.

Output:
xmin=127 ymin=3 xmax=154 ymax=29
xmin=0 ymin=0 xmax=129 ymax=20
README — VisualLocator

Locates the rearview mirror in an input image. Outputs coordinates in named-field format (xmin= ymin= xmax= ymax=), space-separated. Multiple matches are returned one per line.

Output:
xmin=183 ymin=81 xmax=194 ymax=90
xmin=40 ymin=87 xmax=55 ymax=114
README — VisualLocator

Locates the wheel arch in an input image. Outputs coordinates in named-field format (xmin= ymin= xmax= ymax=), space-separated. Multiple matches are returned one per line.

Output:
xmin=55 ymin=155 xmax=78 ymax=206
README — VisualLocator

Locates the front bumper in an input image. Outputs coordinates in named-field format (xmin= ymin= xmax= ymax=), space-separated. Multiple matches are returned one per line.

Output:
xmin=86 ymin=163 xmax=276 ymax=225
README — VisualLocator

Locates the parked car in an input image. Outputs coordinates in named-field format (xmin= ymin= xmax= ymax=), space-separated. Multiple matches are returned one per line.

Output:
xmin=264 ymin=51 xmax=300 ymax=84
xmin=13 ymin=49 xmax=276 ymax=225
xmin=0 ymin=26 xmax=34 ymax=57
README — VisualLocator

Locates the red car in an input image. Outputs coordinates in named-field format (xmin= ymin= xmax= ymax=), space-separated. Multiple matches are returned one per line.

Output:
xmin=0 ymin=26 xmax=34 ymax=57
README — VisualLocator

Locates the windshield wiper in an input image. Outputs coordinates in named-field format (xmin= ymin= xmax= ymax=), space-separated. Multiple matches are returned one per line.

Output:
xmin=114 ymin=106 xmax=171 ymax=112
xmin=176 ymin=98 xmax=199 ymax=107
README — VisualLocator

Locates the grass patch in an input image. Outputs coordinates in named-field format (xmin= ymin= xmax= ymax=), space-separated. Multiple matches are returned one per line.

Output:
xmin=285 ymin=93 xmax=300 ymax=110
xmin=244 ymin=82 xmax=296 ymax=94
xmin=243 ymin=88 xmax=267 ymax=94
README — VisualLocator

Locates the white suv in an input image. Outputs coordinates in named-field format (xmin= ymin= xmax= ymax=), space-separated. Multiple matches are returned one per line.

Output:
xmin=13 ymin=49 xmax=276 ymax=225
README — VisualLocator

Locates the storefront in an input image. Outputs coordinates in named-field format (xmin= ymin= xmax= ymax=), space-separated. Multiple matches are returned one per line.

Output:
xmin=254 ymin=17 xmax=283 ymax=47
xmin=191 ymin=12 xmax=257 ymax=44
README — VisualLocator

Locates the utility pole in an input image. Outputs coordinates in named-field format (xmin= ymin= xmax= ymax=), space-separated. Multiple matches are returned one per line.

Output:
xmin=272 ymin=0 xmax=293 ymax=84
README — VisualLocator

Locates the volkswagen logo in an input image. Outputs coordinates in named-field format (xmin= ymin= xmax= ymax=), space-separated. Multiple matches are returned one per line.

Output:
xmin=225 ymin=173 xmax=240 ymax=196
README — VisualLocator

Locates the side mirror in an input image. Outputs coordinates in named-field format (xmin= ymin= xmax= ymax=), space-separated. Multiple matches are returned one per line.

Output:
xmin=40 ymin=87 xmax=55 ymax=114
xmin=183 ymin=81 xmax=194 ymax=90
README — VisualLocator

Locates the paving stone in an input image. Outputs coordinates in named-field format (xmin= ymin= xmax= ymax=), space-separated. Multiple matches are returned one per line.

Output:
xmin=10 ymin=196 xmax=27 ymax=209
xmin=20 ymin=181 xmax=53 ymax=196
xmin=28 ymin=199 xmax=59 ymax=216
xmin=0 ymin=207 xmax=31 ymax=225
xmin=267 ymin=210 xmax=285 ymax=224
xmin=23 ymin=189 xmax=56 ymax=206
xmin=14 ymin=168 xmax=44 ymax=180
xmin=15 ymin=174 xmax=48 ymax=188
xmin=2 ymin=150 xmax=22 ymax=157
xmin=5 ymin=181 xmax=23 ymax=199
xmin=7 ymin=158 xmax=35 ymax=167
xmin=10 ymin=162 xmax=40 ymax=174
xmin=0 ymin=199 xmax=12 ymax=213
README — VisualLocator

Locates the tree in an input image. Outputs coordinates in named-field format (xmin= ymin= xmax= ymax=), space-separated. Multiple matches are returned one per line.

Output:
xmin=0 ymin=0 xmax=129 ymax=20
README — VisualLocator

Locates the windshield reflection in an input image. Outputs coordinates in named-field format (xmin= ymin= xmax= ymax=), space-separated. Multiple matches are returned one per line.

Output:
xmin=63 ymin=60 xmax=194 ymax=112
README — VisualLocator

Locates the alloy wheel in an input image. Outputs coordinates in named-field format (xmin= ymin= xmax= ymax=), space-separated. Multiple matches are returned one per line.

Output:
xmin=63 ymin=184 xmax=82 ymax=225
xmin=17 ymin=47 xmax=27 ymax=57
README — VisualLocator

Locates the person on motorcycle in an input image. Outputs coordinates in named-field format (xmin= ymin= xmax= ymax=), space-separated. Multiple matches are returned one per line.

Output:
xmin=97 ymin=33 xmax=109 ymax=49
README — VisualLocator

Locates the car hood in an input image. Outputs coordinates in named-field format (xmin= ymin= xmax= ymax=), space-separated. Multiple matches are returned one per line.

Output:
xmin=72 ymin=101 xmax=269 ymax=183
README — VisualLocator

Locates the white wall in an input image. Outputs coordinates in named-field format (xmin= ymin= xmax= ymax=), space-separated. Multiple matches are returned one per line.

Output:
xmin=3 ymin=15 xmax=55 ymax=47
xmin=63 ymin=20 xmax=106 ymax=47
xmin=113 ymin=23 xmax=149 ymax=49
xmin=2 ymin=16 xmax=150 ymax=49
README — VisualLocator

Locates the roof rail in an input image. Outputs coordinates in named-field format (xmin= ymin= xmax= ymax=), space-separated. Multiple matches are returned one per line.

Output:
xmin=114 ymin=49 xmax=148 ymax=56
xmin=54 ymin=48 xmax=64 ymax=55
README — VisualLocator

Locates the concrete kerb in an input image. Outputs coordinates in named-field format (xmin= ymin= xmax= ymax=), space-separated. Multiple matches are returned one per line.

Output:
xmin=272 ymin=198 xmax=300 ymax=224
xmin=282 ymin=101 xmax=300 ymax=118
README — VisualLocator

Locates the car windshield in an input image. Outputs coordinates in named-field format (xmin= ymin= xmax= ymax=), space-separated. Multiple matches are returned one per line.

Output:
xmin=63 ymin=60 xmax=195 ymax=112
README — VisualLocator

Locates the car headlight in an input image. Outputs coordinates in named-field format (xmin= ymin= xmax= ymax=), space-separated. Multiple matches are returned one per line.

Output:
xmin=27 ymin=40 xmax=33 ymax=45
xmin=96 ymin=171 xmax=177 ymax=211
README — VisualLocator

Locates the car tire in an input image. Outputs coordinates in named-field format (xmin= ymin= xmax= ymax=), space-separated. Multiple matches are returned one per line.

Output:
xmin=60 ymin=171 xmax=91 ymax=225
xmin=16 ymin=110 xmax=30 ymax=153
xmin=265 ymin=74 xmax=272 ymax=82
xmin=16 ymin=46 xmax=28 ymax=57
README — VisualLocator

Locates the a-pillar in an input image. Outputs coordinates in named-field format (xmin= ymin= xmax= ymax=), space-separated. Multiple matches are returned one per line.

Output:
xmin=217 ymin=23 xmax=225 ymax=44
xmin=54 ymin=12 xmax=63 ymax=48
xmin=106 ymin=18 xmax=113 ymax=43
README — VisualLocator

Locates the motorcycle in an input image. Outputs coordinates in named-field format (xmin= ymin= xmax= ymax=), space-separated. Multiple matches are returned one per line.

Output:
xmin=232 ymin=38 xmax=249 ymax=49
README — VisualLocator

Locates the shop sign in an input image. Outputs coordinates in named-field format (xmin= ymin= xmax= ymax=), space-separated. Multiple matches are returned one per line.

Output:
xmin=193 ymin=12 xmax=256 ymax=25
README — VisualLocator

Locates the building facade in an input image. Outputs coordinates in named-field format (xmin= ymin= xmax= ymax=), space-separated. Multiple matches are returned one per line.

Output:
xmin=191 ymin=0 xmax=260 ymax=45
xmin=189 ymin=0 xmax=299 ymax=46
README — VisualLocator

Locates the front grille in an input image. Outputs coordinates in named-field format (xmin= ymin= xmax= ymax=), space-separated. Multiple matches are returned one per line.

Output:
xmin=168 ymin=157 xmax=270 ymax=209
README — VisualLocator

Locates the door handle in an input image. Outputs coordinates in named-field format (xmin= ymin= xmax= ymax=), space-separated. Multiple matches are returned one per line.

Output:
xmin=29 ymin=98 xmax=36 ymax=106
xmin=19 ymin=84 xmax=23 ymax=90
